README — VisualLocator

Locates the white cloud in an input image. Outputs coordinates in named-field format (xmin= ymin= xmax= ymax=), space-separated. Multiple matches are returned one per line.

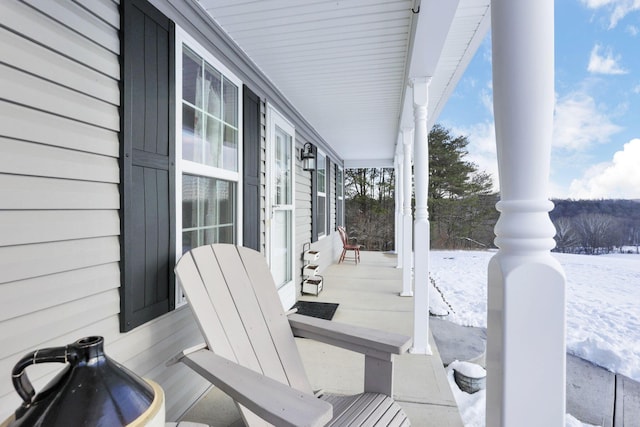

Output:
xmin=587 ymin=44 xmax=628 ymax=75
xmin=553 ymin=92 xmax=622 ymax=150
xmin=480 ymin=85 xmax=493 ymax=116
xmin=569 ymin=139 xmax=640 ymax=198
xmin=627 ymin=24 xmax=639 ymax=35
xmin=581 ymin=0 xmax=640 ymax=28
xmin=582 ymin=0 xmax=615 ymax=5
xmin=634 ymin=84 xmax=640 ymax=94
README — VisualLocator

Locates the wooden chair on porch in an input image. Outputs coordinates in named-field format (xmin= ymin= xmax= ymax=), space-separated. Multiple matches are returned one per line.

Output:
xmin=169 ymin=244 xmax=412 ymax=427
xmin=337 ymin=226 xmax=361 ymax=264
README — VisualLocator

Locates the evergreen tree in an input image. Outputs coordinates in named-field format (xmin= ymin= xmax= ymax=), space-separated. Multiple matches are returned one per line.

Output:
xmin=427 ymin=124 xmax=497 ymax=248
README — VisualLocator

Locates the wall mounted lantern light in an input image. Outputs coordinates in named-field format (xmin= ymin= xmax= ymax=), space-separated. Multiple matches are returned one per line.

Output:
xmin=301 ymin=142 xmax=316 ymax=171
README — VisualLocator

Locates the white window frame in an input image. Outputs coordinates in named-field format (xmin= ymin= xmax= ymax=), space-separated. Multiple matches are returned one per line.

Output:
xmin=316 ymin=149 xmax=327 ymax=239
xmin=336 ymin=165 xmax=344 ymax=228
xmin=175 ymin=27 xmax=243 ymax=306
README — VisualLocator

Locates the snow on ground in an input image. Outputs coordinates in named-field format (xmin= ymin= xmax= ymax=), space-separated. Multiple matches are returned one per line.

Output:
xmin=430 ymin=249 xmax=640 ymax=382
xmin=431 ymin=249 xmax=640 ymax=426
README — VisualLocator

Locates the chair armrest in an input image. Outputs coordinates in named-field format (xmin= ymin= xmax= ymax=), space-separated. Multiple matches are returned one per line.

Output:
xmin=288 ymin=313 xmax=411 ymax=360
xmin=169 ymin=347 xmax=332 ymax=427
xmin=288 ymin=314 xmax=412 ymax=395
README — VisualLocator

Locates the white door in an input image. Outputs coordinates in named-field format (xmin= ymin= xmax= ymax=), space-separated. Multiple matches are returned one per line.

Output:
xmin=267 ymin=106 xmax=295 ymax=309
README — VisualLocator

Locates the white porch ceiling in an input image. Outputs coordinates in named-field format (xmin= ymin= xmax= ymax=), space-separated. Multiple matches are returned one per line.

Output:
xmin=198 ymin=0 xmax=490 ymax=167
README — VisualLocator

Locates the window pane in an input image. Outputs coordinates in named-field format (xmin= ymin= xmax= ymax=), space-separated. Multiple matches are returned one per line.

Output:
xmin=204 ymin=114 xmax=222 ymax=167
xmin=182 ymin=47 xmax=201 ymax=106
xmin=317 ymin=195 xmax=326 ymax=236
xmin=223 ymin=77 xmax=238 ymax=126
xmin=212 ymin=180 xmax=235 ymax=226
xmin=272 ymin=210 xmax=292 ymax=286
xmin=182 ymin=229 xmax=199 ymax=254
xmin=182 ymin=104 xmax=200 ymax=162
xmin=274 ymin=127 xmax=292 ymax=206
xmin=317 ymin=154 xmax=326 ymax=193
xmin=203 ymin=63 xmax=222 ymax=118
xmin=223 ymin=125 xmax=238 ymax=171
xmin=182 ymin=175 xmax=197 ymax=229
xmin=182 ymin=175 xmax=236 ymax=252
xmin=205 ymin=224 xmax=234 ymax=244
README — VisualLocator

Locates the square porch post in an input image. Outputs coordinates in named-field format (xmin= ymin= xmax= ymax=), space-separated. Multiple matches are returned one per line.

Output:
xmin=487 ymin=0 xmax=566 ymax=425
xmin=410 ymin=77 xmax=431 ymax=354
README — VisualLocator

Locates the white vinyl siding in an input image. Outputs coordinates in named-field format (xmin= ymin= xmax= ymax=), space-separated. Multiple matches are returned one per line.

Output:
xmin=0 ymin=0 xmax=206 ymax=421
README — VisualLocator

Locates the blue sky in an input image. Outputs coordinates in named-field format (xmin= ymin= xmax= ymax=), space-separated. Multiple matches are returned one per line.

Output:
xmin=438 ymin=0 xmax=640 ymax=200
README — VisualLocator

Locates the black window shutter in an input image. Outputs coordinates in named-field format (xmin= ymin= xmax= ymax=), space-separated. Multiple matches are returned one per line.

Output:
xmin=325 ymin=157 xmax=331 ymax=236
xmin=311 ymin=145 xmax=318 ymax=243
xmin=243 ymin=85 xmax=261 ymax=251
xmin=120 ymin=0 xmax=175 ymax=332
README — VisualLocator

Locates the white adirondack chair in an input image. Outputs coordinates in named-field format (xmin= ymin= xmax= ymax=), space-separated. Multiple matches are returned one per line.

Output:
xmin=169 ymin=244 xmax=412 ymax=427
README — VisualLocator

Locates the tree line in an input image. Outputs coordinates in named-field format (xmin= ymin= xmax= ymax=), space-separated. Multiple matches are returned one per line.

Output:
xmin=345 ymin=124 xmax=498 ymax=251
xmin=550 ymin=199 xmax=640 ymax=254
xmin=344 ymin=124 xmax=640 ymax=254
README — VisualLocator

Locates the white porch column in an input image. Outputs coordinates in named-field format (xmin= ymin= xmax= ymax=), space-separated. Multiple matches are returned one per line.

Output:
xmin=410 ymin=77 xmax=431 ymax=354
xmin=395 ymin=143 xmax=404 ymax=268
xmin=487 ymin=0 xmax=566 ymax=426
xmin=400 ymin=128 xmax=413 ymax=297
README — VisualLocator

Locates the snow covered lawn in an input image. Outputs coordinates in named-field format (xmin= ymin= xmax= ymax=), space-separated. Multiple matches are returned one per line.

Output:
xmin=429 ymin=250 xmax=640 ymax=426
xmin=430 ymin=250 xmax=640 ymax=381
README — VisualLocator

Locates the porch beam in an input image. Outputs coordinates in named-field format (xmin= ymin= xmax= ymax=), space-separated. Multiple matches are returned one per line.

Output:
xmin=400 ymin=128 xmax=413 ymax=297
xmin=487 ymin=0 xmax=566 ymax=425
xmin=410 ymin=77 xmax=431 ymax=355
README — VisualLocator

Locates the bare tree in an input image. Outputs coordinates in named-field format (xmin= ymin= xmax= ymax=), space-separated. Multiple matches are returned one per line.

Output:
xmin=553 ymin=217 xmax=579 ymax=253
xmin=345 ymin=168 xmax=395 ymax=251
xmin=573 ymin=213 xmax=618 ymax=254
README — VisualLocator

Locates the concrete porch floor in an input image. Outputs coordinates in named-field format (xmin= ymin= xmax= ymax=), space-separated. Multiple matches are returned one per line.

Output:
xmin=181 ymin=251 xmax=463 ymax=426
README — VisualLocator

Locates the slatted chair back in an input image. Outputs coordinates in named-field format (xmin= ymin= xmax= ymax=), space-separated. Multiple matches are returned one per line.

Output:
xmin=337 ymin=226 xmax=348 ymax=247
xmin=175 ymin=244 xmax=313 ymax=426
xmin=337 ymin=226 xmax=361 ymax=264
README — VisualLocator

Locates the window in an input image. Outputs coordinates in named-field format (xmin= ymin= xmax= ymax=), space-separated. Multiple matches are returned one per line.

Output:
xmin=120 ymin=2 xmax=245 ymax=329
xmin=316 ymin=151 xmax=326 ymax=238
xmin=175 ymin=29 xmax=243 ymax=305
xmin=336 ymin=166 xmax=344 ymax=228
xmin=311 ymin=148 xmax=332 ymax=242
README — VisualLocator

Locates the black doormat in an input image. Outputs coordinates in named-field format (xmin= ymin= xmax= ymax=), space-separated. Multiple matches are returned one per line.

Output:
xmin=292 ymin=301 xmax=339 ymax=320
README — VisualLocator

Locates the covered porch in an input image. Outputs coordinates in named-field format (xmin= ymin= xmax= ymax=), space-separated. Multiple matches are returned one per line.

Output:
xmin=182 ymin=250 xmax=463 ymax=426
xmin=203 ymin=1 xmax=566 ymax=423
xmin=0 ymin=0 xmax=567 ymax=424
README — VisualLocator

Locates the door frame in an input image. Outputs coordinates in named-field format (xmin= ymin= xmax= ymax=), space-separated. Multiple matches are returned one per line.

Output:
xmin=266 ymin=104 xmax=296 ymax=309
